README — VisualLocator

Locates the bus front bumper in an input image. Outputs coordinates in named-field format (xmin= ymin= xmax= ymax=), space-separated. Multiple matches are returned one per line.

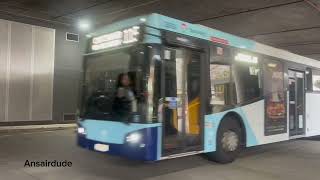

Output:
xmin=77 ymin=126 xmax=160 ymax=161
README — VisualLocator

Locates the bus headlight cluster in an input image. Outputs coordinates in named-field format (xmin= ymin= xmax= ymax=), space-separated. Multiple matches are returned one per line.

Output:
xmin=77 ymin=127 xmax=86 ymax=135
xmin=126 ymin=132 xmax=142 ymax=143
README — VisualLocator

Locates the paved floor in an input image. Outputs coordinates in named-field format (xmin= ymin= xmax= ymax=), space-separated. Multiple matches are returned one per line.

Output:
xmin=0 ymin=129 xmax=320 ymax=180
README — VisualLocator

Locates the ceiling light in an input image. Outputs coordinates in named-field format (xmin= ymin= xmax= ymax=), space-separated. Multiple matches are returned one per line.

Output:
xmin=78 ymin=20 xmax=91 ymax=31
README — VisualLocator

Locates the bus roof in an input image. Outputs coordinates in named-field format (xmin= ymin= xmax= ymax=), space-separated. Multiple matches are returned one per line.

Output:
xmin=88 ymin=13 xmax=320 ymax=68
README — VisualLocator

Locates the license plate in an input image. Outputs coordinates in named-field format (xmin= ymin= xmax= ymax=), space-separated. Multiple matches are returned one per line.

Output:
xmin=94 ymin=144 xmax=109 ymax=152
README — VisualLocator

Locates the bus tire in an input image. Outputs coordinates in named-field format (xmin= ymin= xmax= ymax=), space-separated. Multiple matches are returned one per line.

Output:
xmin=206 ymin=116 xmax=243 ymax=164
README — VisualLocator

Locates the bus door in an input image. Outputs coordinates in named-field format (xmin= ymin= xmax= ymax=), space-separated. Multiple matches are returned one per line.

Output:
xmin=161 ymin=47 xmax=203 ymax=157
xmin=288 ymin=70 xmax=305 ymax=136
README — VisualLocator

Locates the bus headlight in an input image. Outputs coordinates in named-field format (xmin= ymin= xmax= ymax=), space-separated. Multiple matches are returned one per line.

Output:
xmin=77 ymin=127 xmax=86 ymax=135
xmin=126 ymin=132 xmax=142 ymax=143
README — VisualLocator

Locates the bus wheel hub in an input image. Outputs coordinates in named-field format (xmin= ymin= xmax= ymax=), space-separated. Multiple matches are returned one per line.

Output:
xmin=221 ymin=130 xmax=239 ymax=152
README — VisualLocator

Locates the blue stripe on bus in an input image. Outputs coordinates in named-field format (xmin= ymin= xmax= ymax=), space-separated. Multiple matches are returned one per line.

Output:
xmin=237 ymin=108 xmax=260 ymax=147
xmin=143 ymin=34 xmax=161 ymax=44
xmin=146 ymin=13 xmax=256 ymax=50
xmin=143 ymin=26 xmax=162 ymax=44
xmin=81 ymin=120 xmax=161 ymax=144
xmin=204 ymin=108 xmax=259 ymax=152
xmin=204 ymin=113 xmax=223 ymax=152
xmin=145 ymin=26 xmax=161 ymax=36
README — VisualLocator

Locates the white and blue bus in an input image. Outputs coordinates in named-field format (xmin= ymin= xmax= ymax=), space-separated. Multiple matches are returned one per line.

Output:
xmin=77 ymin=13 xmax=320 ymax=163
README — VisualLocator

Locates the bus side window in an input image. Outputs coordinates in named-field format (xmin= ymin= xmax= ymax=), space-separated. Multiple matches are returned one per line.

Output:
xmin=209 ymin=45 xmax=236 ymax=113
xmin=232 ymin=52 xmax=262 ymax=104
xmin=209 ymin=64 xmax=232 ymax=110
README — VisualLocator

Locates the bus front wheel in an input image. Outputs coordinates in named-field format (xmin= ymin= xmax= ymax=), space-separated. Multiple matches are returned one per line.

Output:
xmin=206 ymin=116 xmax=244 ymax=164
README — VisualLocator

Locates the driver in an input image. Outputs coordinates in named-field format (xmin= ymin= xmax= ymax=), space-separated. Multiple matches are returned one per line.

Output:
xmin=113 ymin=73 xmax=137 ymax=115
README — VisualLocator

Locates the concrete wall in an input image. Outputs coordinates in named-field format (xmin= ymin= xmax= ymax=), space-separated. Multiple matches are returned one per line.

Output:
xmin=52 ymin=27 xmax=84 ymax=121
xmin=0 ymin=13 xmax=85 ymax=124
xmin=0 ymin=20 xmax=55 ymax=123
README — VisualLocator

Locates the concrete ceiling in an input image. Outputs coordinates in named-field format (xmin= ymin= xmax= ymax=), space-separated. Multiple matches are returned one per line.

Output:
xmin=0 ymin=0 xmax=319 ymax=60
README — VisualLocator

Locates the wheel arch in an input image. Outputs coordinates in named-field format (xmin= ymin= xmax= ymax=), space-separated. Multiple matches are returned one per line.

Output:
xmin=220 ymin=111 xmax=247 ymax=147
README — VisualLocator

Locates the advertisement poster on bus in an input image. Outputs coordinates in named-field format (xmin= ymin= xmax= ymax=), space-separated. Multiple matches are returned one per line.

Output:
xmin=264 ymin=62 xmax=287 ymax=136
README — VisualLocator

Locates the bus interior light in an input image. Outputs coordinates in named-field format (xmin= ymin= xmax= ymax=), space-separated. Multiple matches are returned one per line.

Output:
xmin=140 ymin=18 xmax=146 ymax=22
xmin=92 ymin=39 xmax=122 ymax=51
xmin=267 ymin=63 xmax=277 ymax=68
xmin=92 ymin=31 xmax=122 ymax=45
xmin=235 ymin=53 xmax=258 ymax=64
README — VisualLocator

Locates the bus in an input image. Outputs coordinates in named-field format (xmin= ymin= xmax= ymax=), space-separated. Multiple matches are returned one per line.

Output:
xmin=77 ymin=13 xmax=320 ymax=163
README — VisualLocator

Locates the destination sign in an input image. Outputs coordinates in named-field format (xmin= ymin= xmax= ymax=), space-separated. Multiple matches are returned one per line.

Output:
xmin=91 ymin=26 xmax=140 ymax=51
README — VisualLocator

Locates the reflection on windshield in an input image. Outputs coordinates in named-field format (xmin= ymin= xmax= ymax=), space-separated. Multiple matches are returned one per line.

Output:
xmin=81 ymin=47 xmax=148 ymax=122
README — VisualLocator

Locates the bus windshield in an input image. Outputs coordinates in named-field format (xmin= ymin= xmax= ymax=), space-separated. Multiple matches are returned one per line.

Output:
xmin=80 ymin=46 xmax=149 ymax=123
